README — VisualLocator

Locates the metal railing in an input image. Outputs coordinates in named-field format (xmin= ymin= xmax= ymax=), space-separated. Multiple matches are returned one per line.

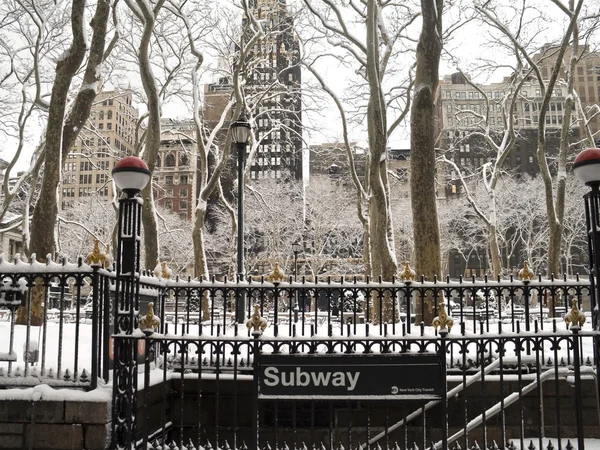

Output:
xmin=0 ymin=258 xmax=595 ymax=390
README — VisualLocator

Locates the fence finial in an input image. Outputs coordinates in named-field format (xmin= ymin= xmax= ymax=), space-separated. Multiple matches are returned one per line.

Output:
xmin=140 ymin=302 xmax=160 ymax=335
xmin=432 ymin=303 xmax=453 ymax=333
xmin=153 ymin=260 xmax=172 ymax=279
xmin=399 ymin=261 xmax=416 ymax=282
xmin=86 ymin=239 xmax=110 ymax=268
xmin=564 ymin=299 xmax=586 ymax=329
xmin=266 ymin=263 xmax=285 ymax=284
xmin=518 ymin=261 xmax=535 ymax=281
xmin=246 ymin=304 xmax=268 ymax=335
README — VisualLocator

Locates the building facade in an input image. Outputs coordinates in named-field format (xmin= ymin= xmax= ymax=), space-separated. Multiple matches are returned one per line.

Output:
xmin=532 ymin=44 xmax=600 ymax=137
xmin=153 ymin=119 xmax=197 ymax=221
xmin=246 ymin=0 xmax=302 ymax=181
xmin=61 ymin=90 xmax=138 ymax=206
xmin=434 ymin=70 xmax=583 ymax=278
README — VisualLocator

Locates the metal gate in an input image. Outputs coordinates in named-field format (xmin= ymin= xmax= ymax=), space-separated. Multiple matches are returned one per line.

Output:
xmin=115 ymin=322 xmax=600 ymax=450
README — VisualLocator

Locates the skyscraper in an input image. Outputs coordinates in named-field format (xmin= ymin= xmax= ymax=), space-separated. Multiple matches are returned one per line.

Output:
xmin=244 ymin=0 xmax=302 ymax=181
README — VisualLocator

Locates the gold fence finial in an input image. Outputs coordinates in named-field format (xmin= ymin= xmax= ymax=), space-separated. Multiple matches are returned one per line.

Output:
xmin=161 ymin=261 xmax=172 ymax=280
xmin=565 ymin=299 xmax=586 ymax=329
xmin=432 ymin=303 xmax=454 ymax=333
xmin=399 ymin=261 xmax=416 ymax=282
xmin=139 ymin=302 xmax=160 ymax=335
xmin=86 ymin=239 xmax=109 ymax=268
xmin=246 ymin=304 xmax=268 ymax=335
xmin=266 ymin=262 xmax=285 ymax=284
xmin=518 ymin=261 xmax=534 ymax=281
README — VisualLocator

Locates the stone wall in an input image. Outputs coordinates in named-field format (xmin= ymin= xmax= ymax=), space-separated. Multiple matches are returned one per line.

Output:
xmin=0 ymin=398 xmax=111 ymax=450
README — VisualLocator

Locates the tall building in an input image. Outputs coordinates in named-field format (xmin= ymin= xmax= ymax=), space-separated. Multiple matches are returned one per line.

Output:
xmin=435 ymin=72 xmax=570 ymax=197
xmin=434 ymin=72 xmax=578 ymax=278
xmin=245 ymin=0 xmax=302 ymax=181
xmin=153 ymin=119 xmax=197 ymax=221
xmin=61 ymin=90 xmax=138 ymax=206
xmin=532 ymin=44 xmax=600 ymax=137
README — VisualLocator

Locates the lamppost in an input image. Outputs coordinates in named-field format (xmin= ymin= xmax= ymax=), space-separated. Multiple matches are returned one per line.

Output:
xmin=230 ymin=116 xmax=252 ymax=323
xmin=110 ymin=156 xmax=151 ymax=449
xmin=292 ymin=240 xmax=301 ymax=320
xmin=574 ymin=147 xmax=600 ymax=331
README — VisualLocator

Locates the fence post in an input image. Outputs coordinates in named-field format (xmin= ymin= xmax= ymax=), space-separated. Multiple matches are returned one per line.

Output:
xmin=110 ymin=157 xmax=150 ymax=449
xmin=252 ymin=333 xmax=260 ymax=450
xmin=439 ymin=329 xmax=448 ymax=450
xmin=90 ymin=266 xmax=99 ymax=390
xmin=571 ymin=326 xmax=585 ymax=450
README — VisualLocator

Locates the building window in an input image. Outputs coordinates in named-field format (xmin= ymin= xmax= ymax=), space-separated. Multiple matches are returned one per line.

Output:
xmin=165 ymin=200 xmax=172 ymax=209
xmin=165 ymin=154 xmax=176 ymax=167
xmin=107 ymin=110 xmax=112 ymax=119
xmin=180 ymin=189 xmax=188 ymax=198
xmin=180 ymin=175 xmax=188 ymax=184
xmin=180 ymin=200 xmax=187 ymax=210
xmin=180 ymin=154 xmax=189 ymax=166
xmin=165 ymin=176 xmax=173 ymax=185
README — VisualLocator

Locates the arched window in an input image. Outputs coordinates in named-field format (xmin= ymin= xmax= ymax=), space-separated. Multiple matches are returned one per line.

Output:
xmin=156 ymin=155 xmax=161 ymax=167
xmin=99 ymin=111 xmax=104 ymax=120
xmin=165 ymin=153 xmax=176 ymax=167
xmin=180 ymin=153 xmax=189 ymax=166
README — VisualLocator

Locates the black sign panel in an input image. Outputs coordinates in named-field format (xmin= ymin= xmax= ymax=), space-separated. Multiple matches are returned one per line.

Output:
xmin=257 ymin=353 xmax=443 ymax=400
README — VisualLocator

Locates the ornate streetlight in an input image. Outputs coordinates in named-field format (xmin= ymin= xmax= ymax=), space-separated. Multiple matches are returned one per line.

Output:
xmin=230 ymin=116 xmax=252 ymax=323
xmin=110 ymin=156 xmax=151 ymax=449
xmin=573 ymin=148 xmax=600 ymax=331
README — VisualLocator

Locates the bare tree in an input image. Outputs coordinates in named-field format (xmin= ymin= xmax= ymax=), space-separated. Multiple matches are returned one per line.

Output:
xmin=4 ymin=0 xmax=114 ymax=326
xmin=475 ymin=0 xmax=589 ymax=277
xmin=300 ymin=0 xmax=419 ymax=322
xmin=410 ymin=0 xmax=443 ymax=323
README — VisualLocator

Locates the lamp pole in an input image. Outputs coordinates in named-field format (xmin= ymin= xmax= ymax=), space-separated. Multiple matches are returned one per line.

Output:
xmin=574 ymin=148 xmax=600 ymax=331
xmin=110 ymin=156 xmax=151 ymax=449
xmin=230 ymin=116 xmax=252 ymax=323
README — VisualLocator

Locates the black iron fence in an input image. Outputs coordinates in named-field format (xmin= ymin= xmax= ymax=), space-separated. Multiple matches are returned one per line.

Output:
xmin=132 ymin=328 xmax=600 ymax=450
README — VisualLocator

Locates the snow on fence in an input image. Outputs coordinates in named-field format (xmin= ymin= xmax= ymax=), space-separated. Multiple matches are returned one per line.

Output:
xmin=0 ymin=253 xmax=595 ymax=390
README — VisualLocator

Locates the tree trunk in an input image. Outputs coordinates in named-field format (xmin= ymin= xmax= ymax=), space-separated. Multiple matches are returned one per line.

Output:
xmin=30 ymin=0 xmax=88 ymax=261
xmin=365 ymin=1 xmax=397 ymax=324
xmin=25 ymin=0 xmax=110 ymax=326
xmin=489 ymin=223 xmax=501 ymax=279
xmin=131 ymin=0 xmax=164 ymax=268
xmin=410 ymin=0 xmax=443 ymax=325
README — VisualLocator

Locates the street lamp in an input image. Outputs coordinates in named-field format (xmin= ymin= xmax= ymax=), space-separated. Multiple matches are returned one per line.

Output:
xmin=230 ymin=115 xmax=252 ymax=323
xmin=292 ymin=241 xmax=301 ymax=320
xmin=111 ymin=156 xmax=150 ymax=449
xmin=573 ymin=147 xmax=600 ymax=331
xmin=112 ymin=156 xmax=151 ymax=327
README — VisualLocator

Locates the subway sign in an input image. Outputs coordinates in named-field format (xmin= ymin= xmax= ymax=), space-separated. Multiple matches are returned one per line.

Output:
xmin=256 ymin=353 xmax=443 ymax=400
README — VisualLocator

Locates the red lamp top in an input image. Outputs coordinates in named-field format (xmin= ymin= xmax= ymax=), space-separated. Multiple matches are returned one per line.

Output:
xmin=113 ymin=156 xmax=150 ymax=173
xmin=573 ymin=148 xmax=600 ymax=186
xmin=112 ymin=156 xmax=151 ymax=194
